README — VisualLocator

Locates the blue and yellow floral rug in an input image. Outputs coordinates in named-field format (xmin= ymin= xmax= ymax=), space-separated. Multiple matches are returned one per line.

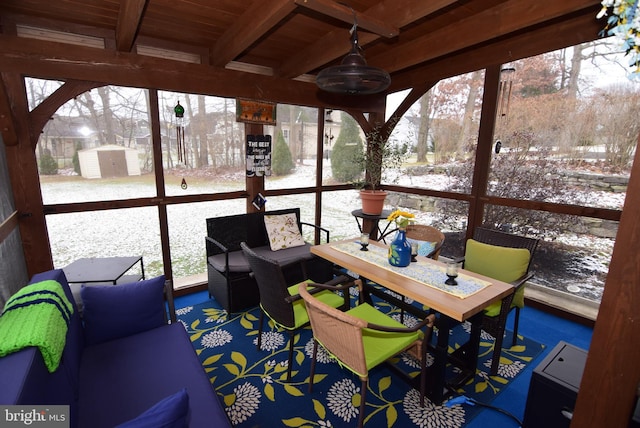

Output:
xmin=177 ymin=289 xmax=544 ymax=427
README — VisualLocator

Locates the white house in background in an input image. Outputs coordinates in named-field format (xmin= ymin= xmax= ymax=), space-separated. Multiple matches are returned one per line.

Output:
xmin=77 ymin=145 xmax=141 ymax=179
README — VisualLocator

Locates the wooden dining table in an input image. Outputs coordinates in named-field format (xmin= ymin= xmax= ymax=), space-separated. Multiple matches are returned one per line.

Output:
xmin=311 ymin=239 xmax=514 ymax=404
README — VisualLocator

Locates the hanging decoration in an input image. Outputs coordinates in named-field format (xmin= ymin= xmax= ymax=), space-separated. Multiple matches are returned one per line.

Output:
xmin=497 ymin=65 xmax=515 ymax=118
xmin=246 ymin=135 xmax=272 ymax=177
xmin=174 ymin=101 xmax=186 ymax=163
xmin=236 ymin=98 xmax=277 ymax=125
xmin=494 ymin=63 xmax=515 ymax=156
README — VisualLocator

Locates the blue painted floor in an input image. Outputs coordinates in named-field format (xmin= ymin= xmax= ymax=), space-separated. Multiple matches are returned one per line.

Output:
xmin=174 ymin=291 xmax=593 ymax=427
xmin=467 ymin=306 xmax=592 ymax=427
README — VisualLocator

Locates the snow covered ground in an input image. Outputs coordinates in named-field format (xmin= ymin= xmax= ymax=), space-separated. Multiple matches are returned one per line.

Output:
xmin=42 ymin=162 xmax=622 ymax=303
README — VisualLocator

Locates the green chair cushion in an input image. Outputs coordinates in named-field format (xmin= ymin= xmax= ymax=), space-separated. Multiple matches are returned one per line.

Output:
xmin=347 ymin=303 xmax=422 ymax=373
xmin=483 ymin=287 xmax=526 ymax=317
xmin=287 ymin=280 xmax=344 ymax=329
xmin=464 ymin=239 xmax=530 ymax=317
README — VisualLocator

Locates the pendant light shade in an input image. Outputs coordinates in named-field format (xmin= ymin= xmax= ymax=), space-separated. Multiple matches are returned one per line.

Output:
xmin=316 ymin=22 xmax=390 ymax=95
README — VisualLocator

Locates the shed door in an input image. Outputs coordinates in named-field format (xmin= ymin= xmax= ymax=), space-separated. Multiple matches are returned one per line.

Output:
xmin=98 ymin=150 xmax=127 ymax=177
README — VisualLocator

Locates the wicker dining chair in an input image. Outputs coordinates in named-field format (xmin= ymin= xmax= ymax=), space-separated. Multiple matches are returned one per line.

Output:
xmin=461 ymin=227 xmax=539 ymax=375
xmin=240 ymin=242 xmax=351 ymax=381
xmin=381 ymin=224 xmax=445 ymax=260
xmin=299 ymin=279 xmax=436 ymax=428
xmin=379 ymin=224 xmax=445 ymax=321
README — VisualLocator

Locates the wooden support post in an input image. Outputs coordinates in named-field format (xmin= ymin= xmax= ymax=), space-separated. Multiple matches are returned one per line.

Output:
xmin=148 ymin=89 xmax=174 ymax=282
xmin=2 ymin=71 xmax=53 ymax=276
xmin=571 ymin=134 xmax=640 ymax=427
xmin=467 ymin=65 xmax=500 ymax=239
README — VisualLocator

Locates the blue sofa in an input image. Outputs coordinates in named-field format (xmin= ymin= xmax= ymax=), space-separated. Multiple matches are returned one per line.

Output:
xmin=0 ymin=269 xmax=231 ymax=428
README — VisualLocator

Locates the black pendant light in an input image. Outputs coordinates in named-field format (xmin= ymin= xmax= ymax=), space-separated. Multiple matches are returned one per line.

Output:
xmin=316 ymin=20 xmax=390 ymax=95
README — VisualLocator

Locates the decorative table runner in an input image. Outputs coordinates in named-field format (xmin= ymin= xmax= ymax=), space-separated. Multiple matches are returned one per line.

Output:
xmin=332 ymin=241 xmax=491 ymax=298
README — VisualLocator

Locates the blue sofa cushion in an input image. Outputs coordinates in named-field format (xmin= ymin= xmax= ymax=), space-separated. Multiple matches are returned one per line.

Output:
xmin=79 ymin=323 xmax=230 ymax=428
xmin=115 ymin=388 xmax=189 ymax=428
xmin=81 ymin=275 xmax=166 ymax=346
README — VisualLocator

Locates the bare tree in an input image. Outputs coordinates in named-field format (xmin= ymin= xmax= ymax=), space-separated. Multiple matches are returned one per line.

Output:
xmin=415 ymin=92 xmax=432 ymax=162
xmin=592 ymin=84 xmax=640 ymax=169
xmin=459 ymin=70 xmax=484 ymax=155
xmin=97 ymin=87 xmax=117 ymax=145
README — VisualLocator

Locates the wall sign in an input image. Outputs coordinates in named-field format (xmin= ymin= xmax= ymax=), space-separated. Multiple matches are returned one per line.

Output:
xmin=236 ymin=98 xmax=277 ymax=125
xmin=246 ymin=135 xmax=272 ymax=177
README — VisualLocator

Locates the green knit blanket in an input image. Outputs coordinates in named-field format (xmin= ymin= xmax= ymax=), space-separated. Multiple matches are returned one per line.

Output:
xmin=0 ymin=280 xmax=74 ymax=372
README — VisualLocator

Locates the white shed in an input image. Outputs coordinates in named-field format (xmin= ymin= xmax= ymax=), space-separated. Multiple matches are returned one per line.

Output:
xmin=78 ymin=145 xmax=141 ymax=179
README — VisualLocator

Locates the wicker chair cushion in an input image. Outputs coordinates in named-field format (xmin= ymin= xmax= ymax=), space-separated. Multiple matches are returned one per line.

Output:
xmin=251 ymin=244 xmax=314 ymax=264
xmin=346 ymin=303 xmax=422 ymax=373
xmin=264 ymin=213 xmax=306 ymax=251
xmin=207 ymin=251 xmax=252 ymax=273
xmin=286 ymin=281 xmax=344 ymax=329
xmin=464 ymin=239 xmax=530 ymax=317
xmin=208 ymin=244 xmax=314 ymax=273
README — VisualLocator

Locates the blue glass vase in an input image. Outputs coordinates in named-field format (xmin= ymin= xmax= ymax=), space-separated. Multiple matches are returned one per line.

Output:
xmin=388 ymin=229 xmax=411 ymax=267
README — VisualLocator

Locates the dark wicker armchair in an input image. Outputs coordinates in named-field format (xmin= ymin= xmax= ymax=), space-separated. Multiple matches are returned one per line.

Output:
xmin=205 ymin=208 xmax=332 ymax=312
xmin=240 ymin=242 xmax=352 ymax=381
xmin=461 ymin=227 xmax=539 ymax=375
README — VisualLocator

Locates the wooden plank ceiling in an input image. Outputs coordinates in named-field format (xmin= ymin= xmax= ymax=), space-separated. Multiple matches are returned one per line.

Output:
xmin=0 ymin=0 xmax=603 ymax=101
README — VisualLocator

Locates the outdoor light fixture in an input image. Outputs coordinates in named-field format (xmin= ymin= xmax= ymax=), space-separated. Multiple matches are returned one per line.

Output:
xmin=316 ymin=20 xmax=390 ymax=95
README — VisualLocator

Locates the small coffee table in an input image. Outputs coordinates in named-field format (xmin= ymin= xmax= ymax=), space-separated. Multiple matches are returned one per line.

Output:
xmin=63 ymin=256 xmax=145 ymax=285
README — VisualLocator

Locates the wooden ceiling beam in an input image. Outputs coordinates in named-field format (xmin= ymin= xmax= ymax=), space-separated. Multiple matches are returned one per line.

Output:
xmin=371 ymin=0 xmax=601 ymax=73
xmin=294 ymin=0 xmax=398 ymax=38
xmin=115 ymin=0 xmax=148 ymax=52
xmin=277 ymin=0 xmax=458 ymax=79
xmin=388 ymin=9 xmax=602 ymax=93
xmin=0 ymin=35 xmax=384 ymax=112
xmin=211 ymin=0 xmax=296 ymax=67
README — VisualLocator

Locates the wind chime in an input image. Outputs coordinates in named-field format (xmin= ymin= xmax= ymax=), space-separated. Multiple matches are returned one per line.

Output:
xmin=174 ymin=101 xmax=188 ymax=189
xmin=495 ymin=64 xmax=516 ymax=154
xmin=498 ymin=66 xmax=515 ymax=117
xmin=174 ymin=101 xmax=186 ymax=162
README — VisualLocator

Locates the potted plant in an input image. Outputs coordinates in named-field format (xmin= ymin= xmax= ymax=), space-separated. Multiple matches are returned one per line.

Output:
xmin=330 ymin=113 xmax=407 ymax=215
xmin=354 ymin=118 xmax=408 ymax=215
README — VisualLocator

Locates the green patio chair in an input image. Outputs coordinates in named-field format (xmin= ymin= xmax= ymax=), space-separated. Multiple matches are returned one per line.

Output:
xmin=299 ymin=279 xmax=436 ymax=428
xmin=461 ymin=227 xmax=539 ymax=375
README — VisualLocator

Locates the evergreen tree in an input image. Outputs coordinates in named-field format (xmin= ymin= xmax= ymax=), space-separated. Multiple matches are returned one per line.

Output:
xmin=39 ymin=150 xmax=58 ymax=175
xmin=331 ymin=112 xmax=364 ymax=182
xmin=271 ymin=130 xmax=294 ymax=175
xmin=72 ymin=142 xmax=82 ymax=175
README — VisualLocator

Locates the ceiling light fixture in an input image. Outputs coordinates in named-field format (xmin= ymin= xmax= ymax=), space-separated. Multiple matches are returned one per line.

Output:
xmin=316 ymin=18 xmax=390 ymax=95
